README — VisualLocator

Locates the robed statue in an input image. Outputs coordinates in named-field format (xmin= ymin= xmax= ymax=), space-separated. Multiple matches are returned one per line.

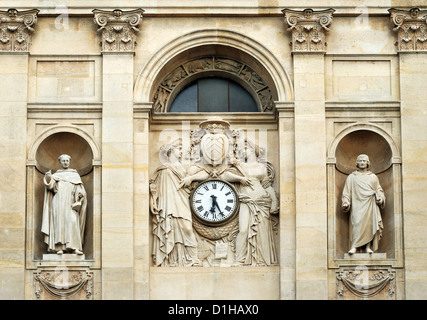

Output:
xmin=342 ymin=154 xmax=385 ymax=255
xmin=41 ymin=154 xmax=87 ymax=255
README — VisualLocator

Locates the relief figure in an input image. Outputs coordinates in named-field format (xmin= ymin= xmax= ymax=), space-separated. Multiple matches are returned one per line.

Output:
xmin=150 ymin=139 xmax=201 ymax=267
xmin=232 ymin=140 xmax=279 ymax=266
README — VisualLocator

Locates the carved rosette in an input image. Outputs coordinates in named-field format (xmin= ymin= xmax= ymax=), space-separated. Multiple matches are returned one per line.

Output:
xmin=34 ymin=269 xmax=93 ymax=300
xmin=0 ymin=8 xmax=39 ymax=52
xmin=336 ymin=268 xmax=396 ymax=300
xmin=389 ymin=7 xmax=427 ymax=52
xmin=153 ymin=56 xmax=275 ymax=112
xmin=282 ymin=8 xmax=335 ymax=52
xmin=92 ymin=8 xmax=144 ymax=52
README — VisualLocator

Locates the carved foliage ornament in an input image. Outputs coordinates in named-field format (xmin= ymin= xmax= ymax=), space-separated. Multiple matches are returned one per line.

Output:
xmin=282 ymin=8 xmax=335 ymax=52
xmin=0 ymin=8 xmax=39 ymax=52
xmin=389 ymin=7 xmax=427 ymax=51
xmin=336 ymin=268 xmax=396 ymax=300
xmin=93 ymin=8 xmax=144 ymax=52
xmin=34 ymin=269 xmax=93 ymax=300
xmin=153 ymin=57 xmax=275 ymax=112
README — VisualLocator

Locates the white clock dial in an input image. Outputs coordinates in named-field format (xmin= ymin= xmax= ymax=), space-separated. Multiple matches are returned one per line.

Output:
xmin=190 ymin=179 xmax=239 ymax=225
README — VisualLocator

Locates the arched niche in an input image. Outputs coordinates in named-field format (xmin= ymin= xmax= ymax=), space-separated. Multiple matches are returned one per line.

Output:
xmin=327 ymin=124 xmax=402 ymax=262
xmin=26 ymin=127 xmax=101 ymax=267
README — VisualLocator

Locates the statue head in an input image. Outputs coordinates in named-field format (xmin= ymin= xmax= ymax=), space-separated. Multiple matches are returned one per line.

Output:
xmin=356 ymin=154 xmax=370 ymax=169
xmin=160 ymin=139 xmax=182 ymax=163
xmin=58 ymin=154 xmax=71 ymax=169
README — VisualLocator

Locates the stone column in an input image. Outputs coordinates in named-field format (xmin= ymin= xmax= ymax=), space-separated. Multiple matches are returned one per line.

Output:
xmin=389 ymin=7 xmax=427 ymax=300
xmin=93 ymin=8 xmax=144 ymax=300
xmin=0 ymin=8 xmax=38 ymax=299
xmin=282 ymin=8 xmax=334 ymax=299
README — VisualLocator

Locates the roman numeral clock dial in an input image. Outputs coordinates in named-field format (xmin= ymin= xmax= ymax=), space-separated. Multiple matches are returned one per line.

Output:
xmin=190 ymin=179 xmax=239 ymax=226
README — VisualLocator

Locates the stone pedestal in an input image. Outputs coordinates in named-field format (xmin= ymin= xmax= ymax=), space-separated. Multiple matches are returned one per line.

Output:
xmin=42 ymin=254 xmax=86 ymax=261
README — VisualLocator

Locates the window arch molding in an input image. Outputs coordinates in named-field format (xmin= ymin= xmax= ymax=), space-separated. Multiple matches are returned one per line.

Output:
xmin=152 ymin=56 xmax=275 ymax=112
xmin=133 ymin=29 xmax=294 ymax=105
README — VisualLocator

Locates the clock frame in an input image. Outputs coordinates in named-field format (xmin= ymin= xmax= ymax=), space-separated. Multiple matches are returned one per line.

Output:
xmin=189 ymin=179 xmax=240 ymax=227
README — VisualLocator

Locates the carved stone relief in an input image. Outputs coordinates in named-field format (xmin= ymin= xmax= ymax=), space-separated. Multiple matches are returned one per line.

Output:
xmin=34 ymin=268 xmax=93 ymax=300
xmin=152 ymin=57 xmax=275 ymax=112
xmin=389 ymin=7 xmax=427 ymax=52
xmin=149 ymin=117 xmax=279 ymax=267
xmin=282 ymin=8 xmax=334 ymax=52
xmin=92 ymin=8 xmax=144 ymax=52
xmin=0 ymin=8 xmax=39 ymax=52
xmin=336 ymin=268 xmax=396 ymax=300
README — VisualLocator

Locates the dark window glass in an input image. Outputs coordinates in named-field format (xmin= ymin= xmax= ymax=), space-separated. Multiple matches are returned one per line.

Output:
xmin=168 ymin=77 xmax=258 ymax=112
xmin=169 ymin=82 xmax=197 ymax=112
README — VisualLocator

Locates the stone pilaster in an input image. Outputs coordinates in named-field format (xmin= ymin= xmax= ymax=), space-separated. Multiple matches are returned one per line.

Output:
xmin=0 ymin=8 xmax=39 ymax=52
xmin=283 ymin=8 xmax=333 ymax=299
xmin=389 ymin=7 xmax=427 ymax=299
xmin=93 ymin=8 xmax=143 ymax=299
xmin=0 ymin=8 xmax=38 ymax=299
xmin=282 ymin=8 xmax=334 ymax=53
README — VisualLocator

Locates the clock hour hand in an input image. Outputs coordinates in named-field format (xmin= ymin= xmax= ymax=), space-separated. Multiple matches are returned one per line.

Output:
xmin=210 ymin=195 xmax=217 ymax=214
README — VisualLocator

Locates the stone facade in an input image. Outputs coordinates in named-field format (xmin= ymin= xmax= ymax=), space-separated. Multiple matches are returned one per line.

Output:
xmin=0 ymin=1 xmax=426 ymax=300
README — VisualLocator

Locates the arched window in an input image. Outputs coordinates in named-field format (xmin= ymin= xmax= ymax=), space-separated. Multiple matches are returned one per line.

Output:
xmin=169 ymin=77 xmax=259 ymax=112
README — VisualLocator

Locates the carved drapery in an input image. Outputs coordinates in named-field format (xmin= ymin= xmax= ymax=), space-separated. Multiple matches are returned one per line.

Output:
xmin=152 ymin=56 xmax=275 ymax=112
xmin=34 ymin=269 xmax=93 ymax=300
xmin=282 ymin=8 xmax=334 ymax=52
xmin=336 ymin=268 xmax=396 ymax=300
xmin=389 ymin=7 xmax=427 ymax=52
xmin=0 ymin=8 xmax=39 ymax=52
xmin=92 ymin=8 xmax=144 ymax=52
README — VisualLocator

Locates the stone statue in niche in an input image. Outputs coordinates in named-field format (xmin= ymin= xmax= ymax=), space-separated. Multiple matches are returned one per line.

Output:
xmin=342 ymin=154 xmax=385 ymax=255
xmin=149 ymin=117 xmax=280 ymax=267
xmin=149 ymin=139 xmax=202 ymax=267
xmin=41 ymin=154 xmax=87 ymax=255
xmin=232 ymin=139 xmax=279 ymax=266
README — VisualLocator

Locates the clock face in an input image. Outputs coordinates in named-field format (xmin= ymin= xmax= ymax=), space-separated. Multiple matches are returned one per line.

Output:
xmin=190 ymin=179 xmax=239 ymax=226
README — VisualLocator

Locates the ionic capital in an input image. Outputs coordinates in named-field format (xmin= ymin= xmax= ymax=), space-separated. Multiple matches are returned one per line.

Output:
xmin=388 ymin=7 xmax=427 ymax=52
xmin=0 ymin=8 xmax=39 ymax=52
xmin=92 ymin=8 xmax=144 ymax=53
xmin=282 ymin=8 xmax=335 ymax=53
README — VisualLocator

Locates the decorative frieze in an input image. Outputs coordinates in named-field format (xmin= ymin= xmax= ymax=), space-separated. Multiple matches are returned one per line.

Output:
xmin=388 ymin=7 xmax=427 ymax=52
xmin=153 ymin=56 xmax=275 ymax=112
xmin=92 ymin=8 xmax=144 ymax=52
xmin=0 ymin=8 xmax=39 ymax=52
xmin=282 ymin=8 xmax=335 ymax=53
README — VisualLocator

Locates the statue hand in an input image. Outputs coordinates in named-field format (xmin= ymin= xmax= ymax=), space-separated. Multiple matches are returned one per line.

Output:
xmin=240 ymin=177 xmax=254 ymax=189
xmin=342 ymin=203 xmax=350 ymax=212
xmin=179 ymin=176 xmax=193 ymax=189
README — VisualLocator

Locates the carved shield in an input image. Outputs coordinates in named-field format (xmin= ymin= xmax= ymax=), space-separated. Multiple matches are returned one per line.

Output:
xmin=200 ymin=133 xmax=229 ymax=166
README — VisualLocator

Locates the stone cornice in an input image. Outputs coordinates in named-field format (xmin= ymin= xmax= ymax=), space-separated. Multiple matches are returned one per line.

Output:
xmin=282 ymin=8 xmax=335 ymax=53
xmin=388 ymin=7 xmax=427 ymax=52
xmin=92 ymin=8 xmax=144 ymax=53
xmin=0 ymin=8 xmax=39 ymax=52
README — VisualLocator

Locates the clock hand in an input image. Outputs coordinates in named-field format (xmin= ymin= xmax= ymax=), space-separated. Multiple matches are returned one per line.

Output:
xmin=215 ymin=202 xmax=224 ymax=217
xmin=210 ymin=195 xmax=217 ymax=213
